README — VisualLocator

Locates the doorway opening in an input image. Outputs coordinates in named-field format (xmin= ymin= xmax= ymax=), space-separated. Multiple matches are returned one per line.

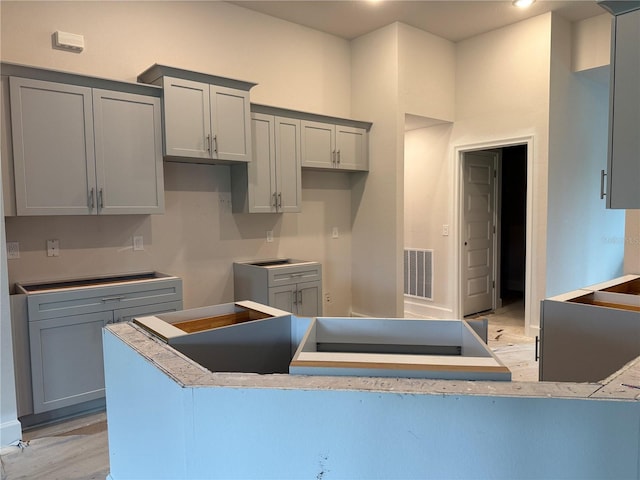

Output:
xmin=459 ymin=143 xmax=528 ymax=327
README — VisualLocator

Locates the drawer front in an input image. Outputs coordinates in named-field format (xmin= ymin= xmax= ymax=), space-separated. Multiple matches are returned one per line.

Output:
xmin=27 ymin=278 xmax=183 ymax=321
xmin=267 ymin=264 xmax=321 ymax=287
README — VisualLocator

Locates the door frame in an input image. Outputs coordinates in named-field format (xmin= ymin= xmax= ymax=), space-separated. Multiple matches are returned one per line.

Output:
xmin=453 ymin=136 xmax=534 ymax=334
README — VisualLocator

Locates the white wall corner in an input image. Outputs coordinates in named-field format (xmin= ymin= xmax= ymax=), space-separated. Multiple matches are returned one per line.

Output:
xmin=0 ymin=166 xmax=22 ymax=447
xmin=572 ymin=13 xmax=611 ymax=73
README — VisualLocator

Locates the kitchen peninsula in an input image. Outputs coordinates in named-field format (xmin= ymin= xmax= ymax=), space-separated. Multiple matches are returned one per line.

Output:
xmin=103 ymin=318 xmax=640 ymax=480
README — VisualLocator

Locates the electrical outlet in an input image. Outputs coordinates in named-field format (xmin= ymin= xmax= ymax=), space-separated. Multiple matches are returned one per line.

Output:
xmin=219 ymin=192 xmax=232 ymax=212
xmin=6 ymin=242 xmax=19 ymax=259
xmin=324 ymin=292 xmax=331 ymax=303
xmin=332 ymin=227 xmax=339 ymax=239
xmin=133 ymin=236 xmax=144 ymax=251
xmin=266 ymin=231 xmax=274 ymax=243
xmin=47 ymin=239 xmax=60 ymax=257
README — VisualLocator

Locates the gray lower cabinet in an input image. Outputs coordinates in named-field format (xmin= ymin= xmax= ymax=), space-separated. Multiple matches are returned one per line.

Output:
xmin=8 ymin=73 xmax=164 ymax=215
xmin=539 ymin=276 xmax=640 ymax=382
xmin=234 ymin=260 xmax=322 ymax=317
xmin=17 ymin=273 xmax=182 ymax=415
xmin=29 ymin=311 xmax=112 ymax=414
xmin=231 ymin=113 xmax=302 ymax=213
xmin=269 ymin=281 xmax=322 ymax=317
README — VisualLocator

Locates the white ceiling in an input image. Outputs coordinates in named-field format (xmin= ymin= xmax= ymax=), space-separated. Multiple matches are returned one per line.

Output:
xmin=229 ymin=0 xmax=607 ymax=42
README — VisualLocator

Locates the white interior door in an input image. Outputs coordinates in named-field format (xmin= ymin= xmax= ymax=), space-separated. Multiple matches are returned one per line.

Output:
xmin=462 ymin=151 xmax=497 ymax=316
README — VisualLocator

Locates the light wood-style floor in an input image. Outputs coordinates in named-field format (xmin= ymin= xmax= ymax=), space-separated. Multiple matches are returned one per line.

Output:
xmin=0 ymin=302 xmax=534 ymax=480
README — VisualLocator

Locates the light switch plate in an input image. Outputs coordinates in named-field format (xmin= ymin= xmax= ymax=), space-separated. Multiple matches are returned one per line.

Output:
xmin=332 ymin=227 xmax=339 ymax=239
xmin=266 ymin=231 xmax=274 ymax=243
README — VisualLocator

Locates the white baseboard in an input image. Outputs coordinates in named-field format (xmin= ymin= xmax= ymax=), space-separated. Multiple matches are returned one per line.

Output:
xmin=404 ymin=298 xmax=454 ymax=319
xmin=0 ymin=419 xmax=22 ymax=449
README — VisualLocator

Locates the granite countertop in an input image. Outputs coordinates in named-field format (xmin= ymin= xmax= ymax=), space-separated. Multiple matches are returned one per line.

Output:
xmin=106 ymin=322 xmax=640 ymax=401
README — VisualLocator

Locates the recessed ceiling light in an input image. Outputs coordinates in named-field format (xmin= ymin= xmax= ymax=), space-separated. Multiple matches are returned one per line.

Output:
xmin=513 ymin=0 xmax=535 ymax=7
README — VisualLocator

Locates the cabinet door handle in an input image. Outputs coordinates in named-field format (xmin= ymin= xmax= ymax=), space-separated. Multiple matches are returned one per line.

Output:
xmin=272 ymin=192 xmax=278 ymax=209
xmin=337 ymin=150 xmax=341 ymax=165
xmin=332 ymin=150 xmax=336 ymax=166
xmin=278 ymin=192 xmax=282 ymax=209
xmin=292 ymin=290 xmax=298 ymax=305
xmin=600 ymin=169 xmax=607 ymax=199
xmin=99 ymin=188 xmax=104 ymax=210
xmin=88 ymin=188 xmax=95 ymax=209
xmin=101 ymin=296 xmax=124 ymax=303
xmin=206 ymin=134 xmax=211 ymax=153
xmin=297 ymin=290 xmax=302 ymax=305
xmin=213 ymin=134 xmax=218 ymax=154
xmin=535 ymin=335 xmax=539 ymax=362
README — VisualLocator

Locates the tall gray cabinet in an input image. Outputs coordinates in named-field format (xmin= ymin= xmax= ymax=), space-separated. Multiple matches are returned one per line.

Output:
xmin=6 ymin=65 xmax=164 ymax=216
xmin=599 ymin=2 xmax=640 ymax=208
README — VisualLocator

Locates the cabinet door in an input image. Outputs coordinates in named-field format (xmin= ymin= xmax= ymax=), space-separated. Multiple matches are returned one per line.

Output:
xmin=93 ymin=89 xmax=165 ymax=214
xmin=247 ymin=113 xmax=277 ymax=213
xmin=162 ymin=77 xmax=211 ymax=159
xmin=113 ymin=301 xmax=183 ymax=323
xmin=268 ymin=285 xmax=296 ymax=314
xmin=296 ymin=281 xmax=322 ymax=317
xmin=210 ymin=85 xmax=252 ymax=163
xmin=275 ymin=116 xmax=302 ymax=213
xmin=9 ymin=77 xmax=96 ymax=215
xmin=301 ymin=120 xmax=335 ymax=169
xmin=608 ymin=9 xmax=640 ymax=208
xmin=336 ymin=126 xmax=368 ymax=171
xmin=29 ymin=311 xmax=112 ymax=414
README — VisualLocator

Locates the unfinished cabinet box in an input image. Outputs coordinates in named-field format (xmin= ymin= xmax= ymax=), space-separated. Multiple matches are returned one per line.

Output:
xmin=138 ymin=64 xmax=255 ymax=164
xmin=134 ymin=301 xmax=295 ymax=374
xmin=5 ymin=65 xmax=164 ymax=216
xmin=15 ymin=272 xmax=182 ymax=415
xmin=290 ymin=317 xmax=511 ymax=381
xmin=233 ymin=259 xmax=322 ymax=317
xmin=540 ymin=275 xmax=640 ymax=382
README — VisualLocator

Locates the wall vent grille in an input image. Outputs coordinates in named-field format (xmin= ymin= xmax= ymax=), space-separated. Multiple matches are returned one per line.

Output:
xmin=404 ymin=248 xmax=433 ymax=300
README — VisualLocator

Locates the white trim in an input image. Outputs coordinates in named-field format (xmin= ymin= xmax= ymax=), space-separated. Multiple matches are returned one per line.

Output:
xmin=404 ymin=296 xmax=454 ymax=319
xmin=453 ymin=136 xmax=535 ymax=337
xmin=0 ymin=420 xmax=22 ymax=450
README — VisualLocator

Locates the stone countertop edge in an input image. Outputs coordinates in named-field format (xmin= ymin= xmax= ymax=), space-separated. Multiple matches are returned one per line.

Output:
xmin=105 ymin=322 xmax=640 ymax=401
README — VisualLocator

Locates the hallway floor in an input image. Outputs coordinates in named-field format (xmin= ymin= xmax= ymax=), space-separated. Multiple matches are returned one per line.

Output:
xmin=0 ymin=307 xmax=537 ymax=480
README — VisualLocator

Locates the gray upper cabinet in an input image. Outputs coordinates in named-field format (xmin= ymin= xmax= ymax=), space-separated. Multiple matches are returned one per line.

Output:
xmin=138 ymin=65 xmax=255 ymax=164
xmin=301 ymin=120 xmax=368 ymax=171
xmin=10 ymin=78 xmax=96 ymax=215
xmin=231 ymin=113 xmax=301 ymax=213
xmin=92 ymin=89 xmax=164 ymax=214
xmin=605 ymin=7 xmax=640 ymax=209
xmin=8 ymin=72 xmax=164 ymax=216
